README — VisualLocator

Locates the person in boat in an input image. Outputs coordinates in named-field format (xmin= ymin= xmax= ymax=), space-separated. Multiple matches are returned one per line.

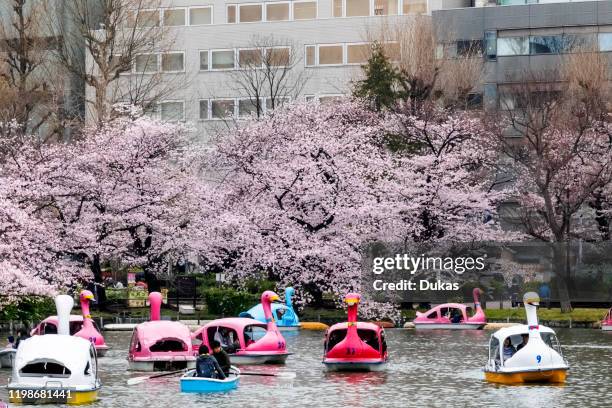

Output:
xmin=195 ymin=345 xmax=226 ymax=380
xmin=14 ymin=329 xmax=29 ymax=349
xmin=6 ymin=335 xmax=15 ymax=349
xmin=502 ymin=338 xmax=515 ymax=361
xmin=450 ymin=310 xmax=462 ymax=324
xmin=214 ymin=328 xmax=240 ymax=353
xmin=516 ymin=334 xmax=529 ymax=351
xmin=211 ymin=340 xmax=231 ymax=377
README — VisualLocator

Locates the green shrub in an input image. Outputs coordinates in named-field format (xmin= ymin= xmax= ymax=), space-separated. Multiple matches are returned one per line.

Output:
xmin=201 ymin=287 xmax=259 ymax=317
xmin=0 ymin=296 xmax=55 ymax=323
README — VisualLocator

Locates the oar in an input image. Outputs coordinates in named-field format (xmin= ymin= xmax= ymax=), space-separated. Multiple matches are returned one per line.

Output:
xmin=127 ymin=369 xmax=187 ymax=385
xmin=240 ymin=371 xmax=296 ymax=379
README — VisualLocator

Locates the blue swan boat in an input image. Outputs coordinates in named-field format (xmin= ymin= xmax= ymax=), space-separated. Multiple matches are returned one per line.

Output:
xmin=239 ymin=287 xmax=300 ymax=331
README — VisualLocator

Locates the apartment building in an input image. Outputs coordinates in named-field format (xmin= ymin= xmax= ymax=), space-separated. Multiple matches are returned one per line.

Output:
xmin=0 ymin=0 xmax=85 ymax=130
xmin=432 ymin=0 xmax=612 ymax=110
xmin=89 ymin=0 xmax=475 ymax=136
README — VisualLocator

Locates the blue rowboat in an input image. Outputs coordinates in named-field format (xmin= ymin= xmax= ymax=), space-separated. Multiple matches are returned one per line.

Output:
xmin=180 ymin=366 xmax=240 ymax=393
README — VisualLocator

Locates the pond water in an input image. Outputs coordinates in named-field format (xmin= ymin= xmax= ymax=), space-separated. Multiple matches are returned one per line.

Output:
xmin=1 ymin=328 xmax=611 ymax=407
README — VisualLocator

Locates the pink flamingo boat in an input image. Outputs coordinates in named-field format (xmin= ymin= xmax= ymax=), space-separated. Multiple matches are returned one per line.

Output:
xmin=323 ymin=293 xmax=388 ymax=372
xmin=192 ymin=291 xmax=291 ymax=364
xmin=413 ymin=288 xmax=486 ymax=330
xmin=602 ymin=307 xmax=612 ymax=331
xmin=30 ymin=290 xmax=109 ymax=356
xmin=128 ymin=292 xmax=196 ymax=371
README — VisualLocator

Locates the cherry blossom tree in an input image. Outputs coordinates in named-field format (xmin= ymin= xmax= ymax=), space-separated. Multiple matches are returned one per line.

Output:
xmin=388 ymin=102 xmax=507 ymax=249
xmin=0 ymin=186 xmax=86 ymax=305
xmin=3 ymin=109 xmax=212 ymax=305
xmin=207 ymin=100 xmax=506 ymax=319
xmin=208 ymin=101 xmax=399 ymax=313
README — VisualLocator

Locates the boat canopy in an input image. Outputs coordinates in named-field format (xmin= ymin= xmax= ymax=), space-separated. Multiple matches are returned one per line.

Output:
xmin=491 ymin=324 xmax=555 ymax=341
xmin=488 ymin=324 xmax=563 ymax=365
xmin=327 ymin=321 xmax=381 ymax=333
xmin=32 ymin=315 xmax=101 ymax=336
xmin=13 ymin=335 xmax=97 ymax=384
xmin=133 ymin=321 xmax=192 ymax=351
xmin=194 ymin=317 xmax=267 ymax=348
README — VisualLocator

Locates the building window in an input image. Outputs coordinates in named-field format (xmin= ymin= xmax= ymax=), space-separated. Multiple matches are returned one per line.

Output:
xmin=200 ymin=51 xmax=209 ymax=70
xmin=497 ymin=37 xmax=528 ymax=56
xmin=190 ymin=7 xmax=212 ymax=25
xmin=484 ymin=30 xmax=497 ymax=60
xmin=383 ymin=42 xmax=401 ymax=61
xmin=268 ymin=47 xmax=290 ymax=66
xmin=466 ymin=93 xmax=483 ymax=110
xmin=163 ymin=9 xmax=185 ymax=26
xmin=239 ymin=4 xmax=263 ymax=23
xmin=346 ymin=0 xmax=369 ymax=17
xmin=600 ymin=33 xmax=612 ymax=52
xmin=211 ymin=99 xmax=235 ymax=119
xmin=294 ymin=1 xmax=317 ymax=19
xmin=347 ymin=43 xmax=371 ymax=64
xmin=456 ymin=40 xmax=483 ymax=57
xmin=199 ymin=100 xmax=209 ymax=120
xmin=529 ymin=35 xmax=565 ymax=54
xmin=333 ymin=0 xmax=343 ymax=17
xmin=227 ymin=5 xmax=237 ymax=23
xmin=159 ymin=101 xmax=184 ymax=121
xmin=319 ymin=95 xmax=345 ymax=104
xmin=211 ymin=50 xmax=235 ymax=70
xmin=374 ymin=0 xmax=397 ymax=15
xmin=266 ymin=97 xmax=290 ymax=111
xmin=161 ymin=52 xmax=184 ymax=72
xmin=402 ymin=0 xmax=426 ymax=14
xmin=134 ymin=10 xmax=160 ymax=27
xmin=305 ymin=45 xmax=316 ymax=66
xmin=239 ymin=49 xmax=263 ymax=68
xmin=318 ymin=44 xmax=343 ymax=65
xmin=529 ymin=34 xmax=594 ymax=54
xmin=238 ymin=99 xmax=260 ymax=118
xmin=134 ymin=54 xmax=158 ymax=73
xmin=267 ymin=3 xmax=290 ymax=21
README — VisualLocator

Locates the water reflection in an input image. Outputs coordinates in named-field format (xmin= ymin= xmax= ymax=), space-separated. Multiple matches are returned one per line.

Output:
xmin=0 ymin=328 xmax=610 ymax=408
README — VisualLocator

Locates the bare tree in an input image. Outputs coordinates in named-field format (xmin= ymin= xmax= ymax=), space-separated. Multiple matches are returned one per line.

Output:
xmin=562 ymin=48 xmax=612 ymax=242
xmin=45 ymin=0 xmax=182 ymax=126
xmin=0 ymin=0 xmax=64 ymax=138
xmin=490 ymin=65 xmax=612 ymax=312
xmin=366 ymin=16 xmax=483 ymax=110
xmin=228 ymin=35 xmax=309 ymax=119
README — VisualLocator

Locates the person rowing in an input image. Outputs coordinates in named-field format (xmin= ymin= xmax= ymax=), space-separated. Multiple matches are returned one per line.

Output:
xmin=195 ymin=345 xmax=226 ymax=379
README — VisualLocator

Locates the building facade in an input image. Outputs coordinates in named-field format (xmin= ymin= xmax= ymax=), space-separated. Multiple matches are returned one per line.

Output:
xmin=0 ymin=0 xmax=86 ymax=131
xmin=432 ymin=0 xmax=612 ymax=111
xmin=87 ymin=0 xmax=462 ymax=136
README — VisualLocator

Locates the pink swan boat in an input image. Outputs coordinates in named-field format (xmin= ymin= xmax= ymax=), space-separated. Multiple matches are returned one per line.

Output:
xmin=323 ymin=293 xmax=388 ymax=372
xmin=603 ymin=307 xmax=612 ymax=331
xmin=128 ymin=292 xmax=196 ymax=371
xmin=30 ymin=290 xmax=109 ymax=356
xmin=413 ymin=288 xmax=486 ymax=330
xmin=192 ymin=291 xmax=291 ymax=364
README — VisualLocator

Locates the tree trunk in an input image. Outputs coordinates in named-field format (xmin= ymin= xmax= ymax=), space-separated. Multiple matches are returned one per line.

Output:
xmin=552 ymin=245 xmax=572 ymax=313
xmin=90 ymin=254 xmax=107 ymax=310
